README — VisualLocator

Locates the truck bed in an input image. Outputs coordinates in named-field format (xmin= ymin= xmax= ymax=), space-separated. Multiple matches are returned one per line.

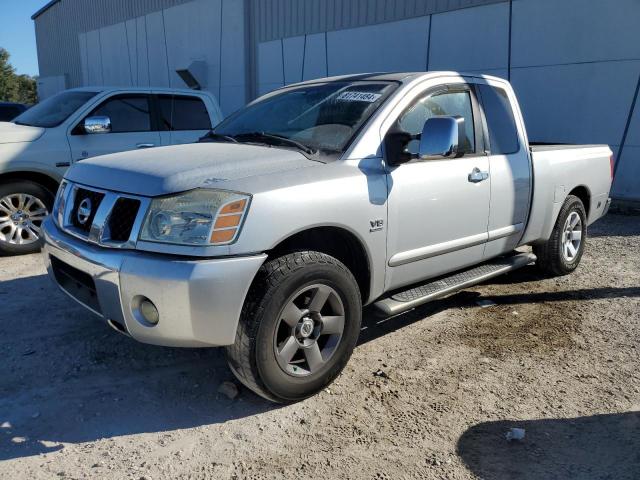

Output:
xmin=520 ymin=143 xmax=612 ymax=246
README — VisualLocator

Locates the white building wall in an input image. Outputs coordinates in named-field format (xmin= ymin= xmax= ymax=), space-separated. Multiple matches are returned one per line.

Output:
xmin=76 ymin=0 xmax=247 ymax=115
xmin=326 ymin=18 xmax=430 ymax=76
xmin=510 ymin=0 xmax=640 ymax=201
xmin=282 ymin=36 xmax=305 ymax=85
xmin=429 ymin=2 xmax=509 ymax=78
xmin=145 ymin=11 xmax=171 ymax=87
xmin=99 ymin=22 xmax=134 ymax=86
xmin=615 ymin=94 xmax=640 ymax=201
xmin=36 ymin=75 xmax=68 ymax=100
xmin=302 ymin=33 xmax=328 ymax=81
xmin=256 ymin=39 xmax=284 ymax=96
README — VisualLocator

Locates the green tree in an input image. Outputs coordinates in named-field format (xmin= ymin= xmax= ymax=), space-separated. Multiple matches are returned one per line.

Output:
xmin=0 ymin=47 xmax=37 ymax=104
xmin=15 ymin=74 xmax=37 ymax=104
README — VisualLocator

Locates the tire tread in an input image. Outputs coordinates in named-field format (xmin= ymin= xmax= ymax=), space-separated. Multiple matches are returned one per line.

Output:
xmin=226 ymin=250 xmax=358 ymax=402
xmin=533 ymin=195 xmax=586 ymax=276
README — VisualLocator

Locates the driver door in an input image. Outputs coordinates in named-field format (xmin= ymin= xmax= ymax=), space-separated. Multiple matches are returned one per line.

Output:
xmin=385 ymin=84 xmax=491 ymax=290
xmin=68 ymin=93 xmax=160 ymax=162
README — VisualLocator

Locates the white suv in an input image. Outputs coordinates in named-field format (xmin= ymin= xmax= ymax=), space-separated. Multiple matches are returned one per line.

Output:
xmin=0 ymin=87 xmax=222 ymax=255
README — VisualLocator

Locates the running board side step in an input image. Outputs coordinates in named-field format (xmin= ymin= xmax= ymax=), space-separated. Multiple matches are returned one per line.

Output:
xmin=373 ymin=252 xmax=536 ymax=316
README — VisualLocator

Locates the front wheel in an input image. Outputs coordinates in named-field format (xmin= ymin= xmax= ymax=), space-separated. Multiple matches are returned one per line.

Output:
xmin=533 ymin=194 xmax=587 ymax=276
xmin=0 ymin=181 xmax=53 ymax=256
xmin=226 ymin=251 xmax=362 ymax=403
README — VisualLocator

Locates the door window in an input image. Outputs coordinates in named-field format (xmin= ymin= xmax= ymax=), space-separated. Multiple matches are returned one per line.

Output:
xmin=478 ymin=85 xmax=520 ymax=154
xmin=158 ymin=95 xmax=211 ymax=131
xmin=399 ymin=90 xmax=476 ymax=155
xmin=89 ymin=95 xmax=152 ymax=133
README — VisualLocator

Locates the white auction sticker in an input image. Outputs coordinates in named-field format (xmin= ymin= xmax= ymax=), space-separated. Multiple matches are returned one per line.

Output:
xmin=336 ymin=91 xmax=382 ymax=103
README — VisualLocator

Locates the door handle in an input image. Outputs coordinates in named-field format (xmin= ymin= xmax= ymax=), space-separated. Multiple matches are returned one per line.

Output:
xmin=136 ymin=143 xmax=155 ymax=149
xmin=468 ymin=167 xmax=489 ymax=183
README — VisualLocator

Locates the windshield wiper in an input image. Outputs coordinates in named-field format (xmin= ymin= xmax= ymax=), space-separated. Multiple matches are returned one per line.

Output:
xmin=234 ymin=131 xmax=316 ymax=156
xmin=198 ymin=131 xmax=239 ymax=143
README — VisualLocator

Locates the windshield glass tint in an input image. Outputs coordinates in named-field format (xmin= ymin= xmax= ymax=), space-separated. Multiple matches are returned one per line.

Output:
xmin=214 ymin=81 xmax=397 ymax=153
xmin=14 ymin=91 xmax=98 ymax=128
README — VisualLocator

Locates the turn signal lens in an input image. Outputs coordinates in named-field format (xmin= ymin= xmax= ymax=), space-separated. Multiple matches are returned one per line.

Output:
xmin=214 ymin=214 xmax=241 ymax=229
xmin=211 ymin=229 xmax=236 ymax=243
xmin=209 ymin=198 xmax=250 ymax=245
xmin=219 ymin=199 xmax=246 ymax=215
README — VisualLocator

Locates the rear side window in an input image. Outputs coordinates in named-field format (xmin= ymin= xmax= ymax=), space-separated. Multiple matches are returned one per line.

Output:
xmin=90 ymin=95 xmax=151 ymax=133
xmin=158 ymin=95 xmax=211 ymax=131
xmin=478 ymin=85 xmax=519 ymax=155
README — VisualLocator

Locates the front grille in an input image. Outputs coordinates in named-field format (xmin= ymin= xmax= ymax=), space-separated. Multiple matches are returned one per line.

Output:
xmin=107 ymin=197 xmax=141 ymax=242
xmin=50 ymin=256 xmax=101 ymax=314
xmin=70 ymin=188 xmax=105 ymax=232
xmin=60 ymin=182 xmax=147 ymax=247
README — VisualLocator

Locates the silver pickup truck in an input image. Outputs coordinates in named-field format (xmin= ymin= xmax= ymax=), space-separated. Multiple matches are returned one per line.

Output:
xmin=42 ymin=72 xmax=613 ymax=402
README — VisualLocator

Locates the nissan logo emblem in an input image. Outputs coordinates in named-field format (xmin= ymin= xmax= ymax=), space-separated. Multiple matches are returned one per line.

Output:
xmin=77 ymin=197 xmax=93 ymax=225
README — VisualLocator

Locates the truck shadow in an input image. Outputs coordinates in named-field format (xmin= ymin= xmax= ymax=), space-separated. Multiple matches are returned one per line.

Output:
xmin=456 ymin=412 xmax=640 ymax=479
xmin=0 ymin=273 xmax=278 ymax=461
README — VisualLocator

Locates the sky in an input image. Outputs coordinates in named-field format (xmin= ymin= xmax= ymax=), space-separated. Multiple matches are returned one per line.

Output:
xmin=0 ymin=0 xmax=50 ymax=77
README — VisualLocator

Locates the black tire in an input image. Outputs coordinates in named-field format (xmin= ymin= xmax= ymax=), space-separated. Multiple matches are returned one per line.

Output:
xmin=533 ymin=194 xmax=587 ymax=276
xmin=0 ymin=181 xmax=54 ymax=256
xmin=226 ymin=251 xmax=362 ymax=403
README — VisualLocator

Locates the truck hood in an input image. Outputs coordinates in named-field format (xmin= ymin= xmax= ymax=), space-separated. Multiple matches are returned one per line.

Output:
xmin=0 ymin=122 xmax=45 ymax=144
xmin=65 ymin=142 xmax=318 ymax=196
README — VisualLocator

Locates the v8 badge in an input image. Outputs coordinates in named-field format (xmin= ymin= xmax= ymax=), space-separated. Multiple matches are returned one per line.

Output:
xmin=369 ymin=219 xmax=384 ymax=232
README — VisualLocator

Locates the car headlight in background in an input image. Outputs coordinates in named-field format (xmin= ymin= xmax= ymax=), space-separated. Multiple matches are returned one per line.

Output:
xmin=54 ymin=180 xmax=68 ymax=227
xmin=139 ymin=189 xmax=250 ymax=246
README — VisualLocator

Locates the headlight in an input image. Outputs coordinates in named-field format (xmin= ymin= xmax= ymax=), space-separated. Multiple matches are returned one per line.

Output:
xmin=54 ymin=180 xmax=68 ymax=227
xmin=139 ymin=189 xmax=250 ymax=246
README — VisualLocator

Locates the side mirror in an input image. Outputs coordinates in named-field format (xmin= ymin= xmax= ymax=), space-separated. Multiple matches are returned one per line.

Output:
xmin=418 ymin=116 xmax=464 ymax=159
xmin=83 ymin=116 xmax=111 ymax=134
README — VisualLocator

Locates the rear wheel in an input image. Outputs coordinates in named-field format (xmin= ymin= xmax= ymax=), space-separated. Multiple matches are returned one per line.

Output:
xmin=533 ymin=194 xmax=587 ymax=276
xmin=226 ymin=251 xmax=362 ymax=403
xmin=0 ymin=181 xmax=53 ymax=256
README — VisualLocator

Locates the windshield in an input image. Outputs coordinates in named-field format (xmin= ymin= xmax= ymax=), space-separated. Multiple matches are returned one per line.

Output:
xmin=213 ymin=81 xmax=397 ymax=155
xmin=14 ymin=91 xmax=98 ymax=128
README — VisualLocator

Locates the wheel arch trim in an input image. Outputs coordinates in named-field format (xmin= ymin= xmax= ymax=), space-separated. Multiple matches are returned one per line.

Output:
xmin=265 ymin=223 xmax=375 ymax=304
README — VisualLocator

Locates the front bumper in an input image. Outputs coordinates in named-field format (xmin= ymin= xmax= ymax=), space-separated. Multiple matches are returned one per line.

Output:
xmin=42 ymin=217 xmax=266 ymax=347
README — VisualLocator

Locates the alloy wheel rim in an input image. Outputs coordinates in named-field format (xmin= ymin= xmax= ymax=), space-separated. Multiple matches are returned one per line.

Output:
xmin=562 ymin=211 xmax=582 ymax=262
xmin=273 ymin=284 xmax=345 ymax=377
xmin=0 ymin=193 xmax=48 ymax=246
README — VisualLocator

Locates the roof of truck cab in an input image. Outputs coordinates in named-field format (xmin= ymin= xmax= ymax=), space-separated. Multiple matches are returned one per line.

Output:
xmin=288 ymin=71 xmax=507 ymax=87
xmin=289 ymin=72 xmax=423 ymax=86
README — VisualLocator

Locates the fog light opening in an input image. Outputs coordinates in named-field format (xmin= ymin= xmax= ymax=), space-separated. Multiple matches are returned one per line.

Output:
xmin=140 ymin=299 xmax=160 ymax=325
xmin=132 ymin=295 xmax=160 ymax=326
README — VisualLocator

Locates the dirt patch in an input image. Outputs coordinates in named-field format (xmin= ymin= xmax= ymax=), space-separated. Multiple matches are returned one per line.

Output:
xmin=461 ymin=300 xmax=581 ymax=357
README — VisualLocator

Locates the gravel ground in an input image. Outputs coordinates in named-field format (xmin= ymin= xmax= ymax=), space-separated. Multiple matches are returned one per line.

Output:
xmin=0 ymin=213 xmax=638 ymax=479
